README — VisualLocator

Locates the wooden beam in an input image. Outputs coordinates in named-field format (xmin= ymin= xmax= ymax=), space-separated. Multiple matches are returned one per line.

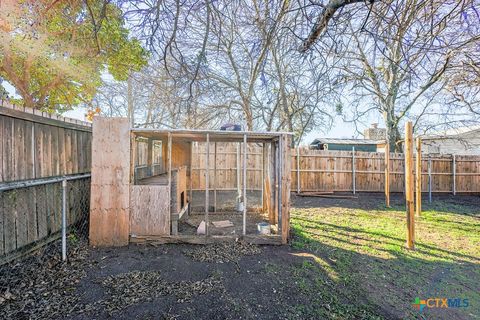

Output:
xmin=205 ymin=134 xmax=210 ymax=236
xmin=214 ymin=142 xmax=217 ymax=212
xmin=405 ymin=122 xmax=415 ymax=250
xmin=130 ymin=234 xmax=283 ymax=245
xmin=236 ymin=142 xmax=241 ymax=202
xmin=168 ymin=133 xmax=175 ymax=235
xmin=452 ymin=154 xmax=456 ymax=195
xmin=428 ymin=157 xmax=432 ymax=203
xmin=296 ymin=147 xmax=300 ymax=194
xmin=415 ymin=137 xmax=422 ymax=217
xmin=281 ymin=134 xmax=291 ymax=244
xmin=147 ymin=138 xmax=153 ymax=177
xmin=243 ymin=134 xmax=247 ymax=236
xmin=272 ymin=142 xmax=278 ymax=225
xmin=189 ymin=142 xmax=193 ymax=215
xmin=385 ymin=142 xmax=390 ymax=207
xmin=352 ymin=146 xmax=356 ymax=195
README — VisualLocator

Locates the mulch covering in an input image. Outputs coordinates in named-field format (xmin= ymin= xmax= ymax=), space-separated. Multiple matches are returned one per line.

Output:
xmin=99 ymin=271 xmax=223 ymax=314
xmin=0 ymin=239 xmax=263 ymax=319
xmin=0 ymin=239 xmax=91 ymax=320
xmin=183 ymin=241 xmax=262 ymax=263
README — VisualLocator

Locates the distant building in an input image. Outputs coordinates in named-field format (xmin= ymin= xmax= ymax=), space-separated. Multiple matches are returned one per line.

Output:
xmin=309 ymin=138 xmax=384 ymax=152
xmin=420 ymin=126 xmax=480 ymax=155
xmin=309 ymin=124 xmax=387 ymax=152
xmin=364 ymin=123 xmax=386 ymax=140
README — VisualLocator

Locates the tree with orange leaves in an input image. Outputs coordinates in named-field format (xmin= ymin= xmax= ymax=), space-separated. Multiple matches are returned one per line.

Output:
xmin=0 ymin=0 xmax=147 ymax=112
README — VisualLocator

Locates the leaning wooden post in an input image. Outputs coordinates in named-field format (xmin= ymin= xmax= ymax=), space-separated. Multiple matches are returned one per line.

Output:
xmin=243 ymin=134 xmax=247 ymax=236
xmin=415 ymin=138 xmax=422 ymax=216
xmin=405 ymin=122 xmax=415 ymax=250
xmin=205 ymin=134 xmax=210 ymax=236
xmin=385 ymin=142 xmax=390 ymax=207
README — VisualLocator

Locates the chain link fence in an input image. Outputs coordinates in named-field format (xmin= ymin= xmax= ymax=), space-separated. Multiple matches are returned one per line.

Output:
xmin=0 ymin=174 xmax=91 ymax=319
xmin=0 ymin=174 xmax=91 ymax=263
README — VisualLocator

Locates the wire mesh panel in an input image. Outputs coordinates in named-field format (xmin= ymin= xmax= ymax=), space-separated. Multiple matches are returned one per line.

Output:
xmin=65 ymin=177 xmax=91 ymax=249
xmin=0 ymin=175 xmax=91 ymax=265
xmin=0 ymin=175 xmax=91 ymax=319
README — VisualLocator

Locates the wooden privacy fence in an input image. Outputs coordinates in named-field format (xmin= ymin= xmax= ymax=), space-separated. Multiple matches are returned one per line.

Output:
xmin=190 ymin=144 xmax=480 ymax=194
xmin=191 ymin=142 xmax=264 ymax=190
xmin=0 ymin=103 xmax=92 ymax=263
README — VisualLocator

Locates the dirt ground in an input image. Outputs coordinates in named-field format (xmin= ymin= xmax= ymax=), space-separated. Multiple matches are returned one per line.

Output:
xmin=1 ymin=193 xmax=478 ymax=320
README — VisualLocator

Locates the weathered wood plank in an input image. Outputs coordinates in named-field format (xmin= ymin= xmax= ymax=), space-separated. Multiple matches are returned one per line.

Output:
xmin=130 ymin=185 xmax=170 ymax=236
xmin=89 ymin=117 xmax=130 ymax=246
xmin=3 ymin=190 xmax=17 ymax=253
xmin=26 ymin=185 xmax=38 ymax=243
xmin=51 ymin=126 xmax=59 ymax=176
xmin=130 ymin=234 xmax=282 ymax=245
xmin=15 ymin=188 xmax=28 ymax=249
xmin=36 ymin=184 xmax=48 ymax=240
xmin=24 ymin=120 xmax=35 ymax=179
xmin=0 ymin=192 xmax=4 ymax=256
xmin=0 ymin=106 xmax=91 ymax=132
xmin=2 ymin=117 xmax=14 ymax=182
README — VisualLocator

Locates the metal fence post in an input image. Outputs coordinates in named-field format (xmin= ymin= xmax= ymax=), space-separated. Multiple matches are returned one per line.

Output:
xmin=62 ymin=178 xmax=67 ymax=261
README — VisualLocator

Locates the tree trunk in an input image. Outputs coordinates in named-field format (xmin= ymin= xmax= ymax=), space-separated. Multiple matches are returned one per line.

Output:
xmin=384 ymin=111 xmax=402 ymax=152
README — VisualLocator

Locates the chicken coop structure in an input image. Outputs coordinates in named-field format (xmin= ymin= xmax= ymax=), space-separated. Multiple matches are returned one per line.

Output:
xmin=89 ymin=117 xmax=292 ymax=246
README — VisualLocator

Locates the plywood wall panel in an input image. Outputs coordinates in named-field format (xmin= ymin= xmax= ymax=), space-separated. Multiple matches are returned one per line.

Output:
xmin=89 ymin=117 xmax=130 ymax=247
xmin=130 ymin=185 xmax=170 ymax=236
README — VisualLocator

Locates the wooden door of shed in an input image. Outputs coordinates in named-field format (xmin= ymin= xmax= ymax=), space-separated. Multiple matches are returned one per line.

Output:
xmin=130 ymin=185 xmax=170 ymax=236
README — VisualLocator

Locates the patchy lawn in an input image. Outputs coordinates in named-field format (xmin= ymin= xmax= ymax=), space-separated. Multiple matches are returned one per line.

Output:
xmin=0 ymin=194 xmax=478 ymax=319
xmin=291 ymin=194 xmax=480 ymax=319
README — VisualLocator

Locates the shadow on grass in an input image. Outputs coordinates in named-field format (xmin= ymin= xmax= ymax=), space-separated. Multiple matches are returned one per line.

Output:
xmin=289 ymin=214 xmax=480 ymax=320
xmin=292 ymin=193 xmax=480 ymax=216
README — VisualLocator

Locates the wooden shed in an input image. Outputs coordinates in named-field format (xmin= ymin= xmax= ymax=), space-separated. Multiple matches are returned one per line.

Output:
xmin=89 ymin=117 xmax=292 ymax=246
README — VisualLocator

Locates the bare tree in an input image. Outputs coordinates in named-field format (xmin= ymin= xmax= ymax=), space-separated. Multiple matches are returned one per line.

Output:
xmin=322 ymin=0 xmax=480 ymax=150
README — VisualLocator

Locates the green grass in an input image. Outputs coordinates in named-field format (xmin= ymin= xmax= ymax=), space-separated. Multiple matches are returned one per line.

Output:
xmin=290 ymin=199 xmax=480 ymax=320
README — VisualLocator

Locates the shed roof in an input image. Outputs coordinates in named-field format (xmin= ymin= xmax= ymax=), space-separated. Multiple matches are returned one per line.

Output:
xmin=310 ymin=138 xmax=384 ymax=145
xmin=132 ymin=128 xmax=292 ymax=143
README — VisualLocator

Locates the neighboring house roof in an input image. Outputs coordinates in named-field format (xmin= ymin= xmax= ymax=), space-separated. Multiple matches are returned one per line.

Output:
xmin=421 ymin=125 xmax=480 ymax=139
xmin=310 ymin=138 xmax=384 ymax=146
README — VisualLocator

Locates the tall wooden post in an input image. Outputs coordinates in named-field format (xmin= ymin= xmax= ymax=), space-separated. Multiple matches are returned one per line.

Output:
xmin=280 ymin=134 xmax=291 ymax=244
xmin=385 ymin=143 xmax=390 ymax=207
xmin=147 ymin=138 xmax=153 ymax=177
xmin=214 ymin=142 xmax=217 ymax=212
xmin=428 ymin=157 xmax=432 ymax=203
xmin=405 ymin=122 xmax=415 ymax=250
xmin=205 ymin=134 xmax=209 ymax=236
xmin=168 ymin=133 xmax=176 ymax=235
xmin=415 ymin=138 xmax=422 ymax=216
xmin=188 ymin=141 xmax=193 ymax=215
xmin=243 ymin=134 xmax=247 ymax=236
xmin=452 ymin=154 xmax=456 ymax=195
xmin=352 ymin=146 xmax=356 ymax=195
xmin=296 ymin=147 xmax=300 ymax=194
